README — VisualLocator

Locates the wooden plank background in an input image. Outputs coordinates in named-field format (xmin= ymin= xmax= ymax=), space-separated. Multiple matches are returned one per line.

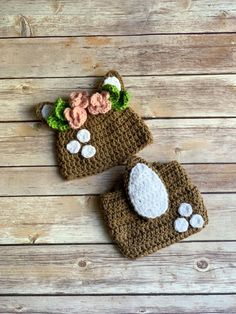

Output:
xmin=0 ymin=0 xmax=236 ymax=313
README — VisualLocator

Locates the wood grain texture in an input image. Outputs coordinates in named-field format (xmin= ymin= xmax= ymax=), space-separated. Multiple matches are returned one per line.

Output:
xmin=0 ymin=295 xmax=235 ymax=314
xmin=0 ymin=194 xmax=234 ymax=244
xmin=0 ymin=242 xmax=235 ymax=294
xmin=0 ymin=164 xmax=235 ymax=196
xmin=1 ymin=0 xmax=236 ymax=37
xmin=1 ymin=34 xmax=236 ymax=78
xmin=1 ymin=119 xmax=235 ymax=166
xmin=0 ymin=0 xmax=236 ymax=308
xmin=1 ymin=75 xmax=236 ymax=121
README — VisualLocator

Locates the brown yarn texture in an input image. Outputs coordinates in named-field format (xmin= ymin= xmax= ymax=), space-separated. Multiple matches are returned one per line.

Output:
xmin=35 ymin=71 xmax=153 ymax=180
xmin=57 ymin=108 xmax=152 ymax=180
xmin=101 ymin=157 xmax=208 ymax=259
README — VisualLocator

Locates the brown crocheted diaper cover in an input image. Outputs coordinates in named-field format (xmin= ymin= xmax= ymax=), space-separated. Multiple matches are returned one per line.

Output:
xmin=101 ymin=157 xmax=208 ymax=259
xmin=35 ymin=71 xmax=152 ymax=180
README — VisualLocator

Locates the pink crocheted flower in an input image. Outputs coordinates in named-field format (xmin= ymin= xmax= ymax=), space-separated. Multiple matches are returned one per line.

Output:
xmin=64 ymin=106 xmax=87 ymax=129
xmin=88 ymin=91 xmax=112 ymax=115
xmin=69 ymin=91 xmax=89 ymax=109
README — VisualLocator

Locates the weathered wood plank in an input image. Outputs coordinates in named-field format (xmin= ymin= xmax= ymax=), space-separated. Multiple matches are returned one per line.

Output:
xmin=1 ymin=0 xmax=236 ymax=37
xmin=0 ymin=194 xmax=234 ymax=244
xmin=0 ymin=164 xmax=234 ymax=196
xmin=1 ymin=35 xmax=236 ymax=78
xmin=0 ymin=119 xmax=235 ymax=166
xmin=1 ymin=75 xmax=236 ymax=121
xmin=0 ymin=295 xmax=235 ymax=314
xmin=0 ymin=243 xmax=235 ymax=294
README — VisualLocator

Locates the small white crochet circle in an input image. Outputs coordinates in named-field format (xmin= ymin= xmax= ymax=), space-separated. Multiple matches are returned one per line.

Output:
xmin=66 ymin=140 xmax=81 ymax=154
xmin=174 ymin=217 xmax=189 ymax=233
xmin=81 ymin=144 xmax=96 ymax=158
xmin=190 ymin=214 xmax=204 ymax=228
xmin=178 ymin=203 xmax=193 ymax=217
xmin=41 ymin=104 xmax=53 ymax=120
xmin=77 ymin=129 xmax=91 ymax=143
xmin=103 ymin=76 xmax=121 ymax=91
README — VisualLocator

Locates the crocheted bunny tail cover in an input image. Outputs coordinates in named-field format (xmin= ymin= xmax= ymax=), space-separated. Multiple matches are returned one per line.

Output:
xmin=35 ymin=70 xmax=153 ymax=180
xmin=57 ymin=108 xmax=152 ymax=179
xmin=101 ymin=157 xmax=208 ymax=259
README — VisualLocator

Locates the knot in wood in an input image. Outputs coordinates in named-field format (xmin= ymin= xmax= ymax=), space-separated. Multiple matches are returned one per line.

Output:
xmin=174 ymin=147 xmax=182 ymax=155
xmin=78 ymin=260 xmax=87 ymax=268
xmin=194 ymin=257 xmax=210 ymax=272
xmin=21 ymin=84 xmax=30 ymax=92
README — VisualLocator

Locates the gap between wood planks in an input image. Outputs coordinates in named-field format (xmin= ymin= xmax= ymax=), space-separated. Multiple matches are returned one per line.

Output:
xmin=0 ymin=292 xmax=235 ymax=296
xmin=0 ymin=241 xmax=234 ymax=247
xmin=1 ymin=32 xmax=236 ymax=40
xmin=1 ymin=72 xmax=236 ymax=78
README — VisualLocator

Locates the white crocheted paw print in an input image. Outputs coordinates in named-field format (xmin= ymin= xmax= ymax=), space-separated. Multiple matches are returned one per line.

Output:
xmin=178 ymin=203 xmax=193 ymax=217
xmin=66 ymin=129 xmax=96 ymax=158
xmin=76 ymin=129 xmax=91 ymax=143
xmin=174 ymin=202 xmax=205 ymax=233
xmin=174 ymin=217 xmax=189 ymax=233
xmin=190 ymin=214 xmax=204 ymax=228
xmin=66 ymin=140 xmax=81 ymax=154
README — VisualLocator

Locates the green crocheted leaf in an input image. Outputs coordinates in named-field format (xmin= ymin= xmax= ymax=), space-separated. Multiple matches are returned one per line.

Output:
xmin=101 ymin=84 xmax=120 ymax=104
xmin=112 ymin=90 xmax=131 ymax=111
xmin=54 ymin=97 xmax=69 ymax=121
xmin=101 ymin=84 xmax=131 ymax=111
xmin=47 ymin=115 xmax=70 ymax=132
xmin=45 ymin=97 xmax=70 ymax=132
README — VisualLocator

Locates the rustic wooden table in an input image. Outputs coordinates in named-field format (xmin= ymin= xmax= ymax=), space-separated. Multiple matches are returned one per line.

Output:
xmin=0 ymin=1 xmax=236 ymax=313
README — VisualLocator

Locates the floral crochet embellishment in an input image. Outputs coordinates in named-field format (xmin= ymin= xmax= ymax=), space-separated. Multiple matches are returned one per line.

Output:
xmin=38 ymin=71 xmax=131 ymax=133
xmin=88 ymin=91 xmax=112 ymax=115
xmin=64 ymin=106 xmax=87 ymax=129
xmin=69 ymin=91 xmax=89 ymax=109
xmin=66 ymin=129 xmax=96 ymax=159
xmin=64 ymin=90 xmax=112 ymax=129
